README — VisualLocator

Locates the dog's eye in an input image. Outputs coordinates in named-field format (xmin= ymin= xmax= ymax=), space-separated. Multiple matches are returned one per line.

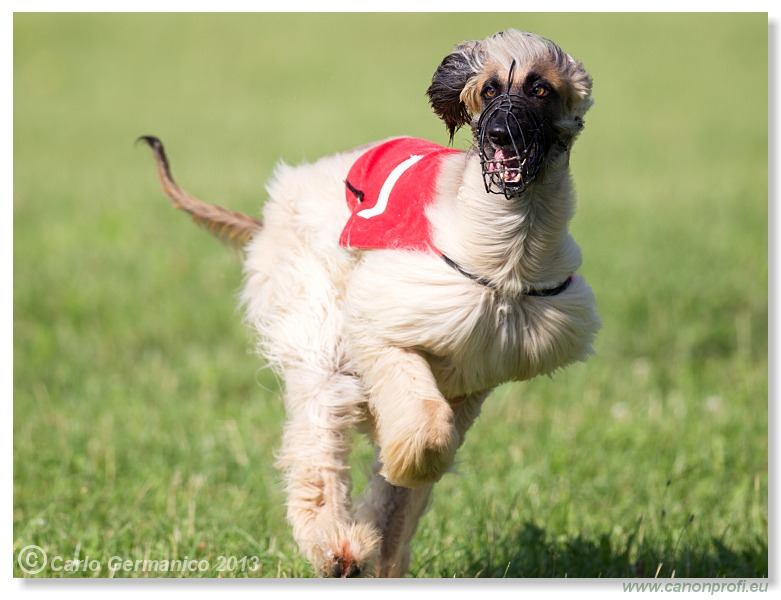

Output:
xmin=483 ymin=85 xmax=498 ymax=99
xmin=531 ymin=84 xmax=550 ymax=98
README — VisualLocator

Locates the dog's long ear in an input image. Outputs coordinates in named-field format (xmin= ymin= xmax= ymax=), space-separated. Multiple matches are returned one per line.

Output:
xmin=427 ymin=41 xmax=481 ymax=142
xmin=563 ymin=54 xmax=593 ymax=118
xmin=556 ymin=54 xmax=594 ymax=147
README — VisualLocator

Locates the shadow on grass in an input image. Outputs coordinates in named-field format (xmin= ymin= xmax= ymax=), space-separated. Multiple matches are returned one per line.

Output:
xmin=456 ymin=522 xmax=768 ymax=578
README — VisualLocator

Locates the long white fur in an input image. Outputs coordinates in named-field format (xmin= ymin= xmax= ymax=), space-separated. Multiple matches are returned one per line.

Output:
xmin=239 ymin=29 xmax=600 ymax=577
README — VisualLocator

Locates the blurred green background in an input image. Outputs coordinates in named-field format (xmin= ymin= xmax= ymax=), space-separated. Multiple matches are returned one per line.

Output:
xmin=13 ymin=13 xmax=767 ymax=577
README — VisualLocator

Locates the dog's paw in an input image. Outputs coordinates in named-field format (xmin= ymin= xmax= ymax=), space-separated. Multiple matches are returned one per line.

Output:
xmin=315 ymin=522 xmax=381 ymax=578
xmin=379 ymin=399 xmax=459 ymax=489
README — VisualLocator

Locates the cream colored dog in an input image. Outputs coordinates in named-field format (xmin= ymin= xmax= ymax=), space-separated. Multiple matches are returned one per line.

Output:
xmin=141 ymin=28 xmax=600 ymax=578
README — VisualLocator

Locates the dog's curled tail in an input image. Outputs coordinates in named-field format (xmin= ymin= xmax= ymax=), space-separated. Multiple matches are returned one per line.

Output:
xmin=138 ymin=136 xmax=262 ymax=249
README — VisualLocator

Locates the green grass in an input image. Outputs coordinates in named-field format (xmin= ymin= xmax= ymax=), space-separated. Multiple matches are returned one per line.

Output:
xmin=13 ymin=13 xmax=767 ymax=578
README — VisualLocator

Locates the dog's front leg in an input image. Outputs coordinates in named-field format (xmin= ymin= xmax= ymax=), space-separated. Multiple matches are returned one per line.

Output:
xmin=355 ymin=390 xmax=490 ymax=576
xmin=275 ymin=371 xmax=381 ymax=577
xmin=361 ymin=347 xmax=459 ymax=489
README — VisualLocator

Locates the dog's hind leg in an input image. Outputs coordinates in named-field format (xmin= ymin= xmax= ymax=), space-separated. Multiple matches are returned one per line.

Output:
xmin=275 ymin=371 xmax=381 ymax=577
xmin=356 ymin=459 xmax=433 ymax=577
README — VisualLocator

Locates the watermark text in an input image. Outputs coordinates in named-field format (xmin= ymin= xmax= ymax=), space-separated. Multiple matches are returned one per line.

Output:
xmin=624 ymin=581 xmax=768 ymax=594
xmin=16 ymin=545 xmax=260 ymax=576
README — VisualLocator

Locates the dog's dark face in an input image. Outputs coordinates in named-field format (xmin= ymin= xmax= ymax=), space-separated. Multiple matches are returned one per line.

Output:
xmin=427 ymin=29 xmax=593 ymax=198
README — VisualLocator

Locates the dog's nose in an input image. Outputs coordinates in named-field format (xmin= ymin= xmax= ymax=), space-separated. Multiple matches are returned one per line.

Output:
xmin=488 ymin=125 xmax=511 ymax=148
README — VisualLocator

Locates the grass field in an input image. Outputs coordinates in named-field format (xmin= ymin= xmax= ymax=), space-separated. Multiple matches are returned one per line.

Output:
xmin=13 ymin=13 xmax=768 ymax=578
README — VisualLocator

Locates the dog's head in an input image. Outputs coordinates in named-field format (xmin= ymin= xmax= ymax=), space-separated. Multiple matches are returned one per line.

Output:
xmin=427 ymin=29 xmax=593 ymax=197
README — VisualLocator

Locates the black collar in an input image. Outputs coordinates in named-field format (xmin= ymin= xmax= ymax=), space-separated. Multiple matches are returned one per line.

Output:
xmin=441 ymin=254 xmax=572 ymax=297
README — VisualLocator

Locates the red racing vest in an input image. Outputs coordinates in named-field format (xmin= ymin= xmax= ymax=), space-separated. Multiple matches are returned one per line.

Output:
xmin=339 ymin=138 xmax=462 ymax=253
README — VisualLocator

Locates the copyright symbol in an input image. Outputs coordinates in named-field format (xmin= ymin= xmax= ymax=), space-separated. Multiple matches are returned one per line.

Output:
xmin=17 ymin=545 xmax=47 ymax=575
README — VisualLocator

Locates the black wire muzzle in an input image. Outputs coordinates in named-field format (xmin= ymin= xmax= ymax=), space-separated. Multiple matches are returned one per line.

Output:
xmin=476 ymin=60 xmax=546 ymax=198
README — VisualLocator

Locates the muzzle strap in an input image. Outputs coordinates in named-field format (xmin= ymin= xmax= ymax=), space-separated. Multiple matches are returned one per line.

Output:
xmin=441 ymin=254 xmax=573 ymax=297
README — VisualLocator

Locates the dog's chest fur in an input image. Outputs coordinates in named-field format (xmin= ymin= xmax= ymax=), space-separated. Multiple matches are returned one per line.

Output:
xmin=344 ymin=249 xmax=597 ymax=399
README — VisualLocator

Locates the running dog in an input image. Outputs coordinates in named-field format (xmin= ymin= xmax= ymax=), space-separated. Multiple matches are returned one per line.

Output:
xmin=140 ymin=28 xmax=600 ymax=577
